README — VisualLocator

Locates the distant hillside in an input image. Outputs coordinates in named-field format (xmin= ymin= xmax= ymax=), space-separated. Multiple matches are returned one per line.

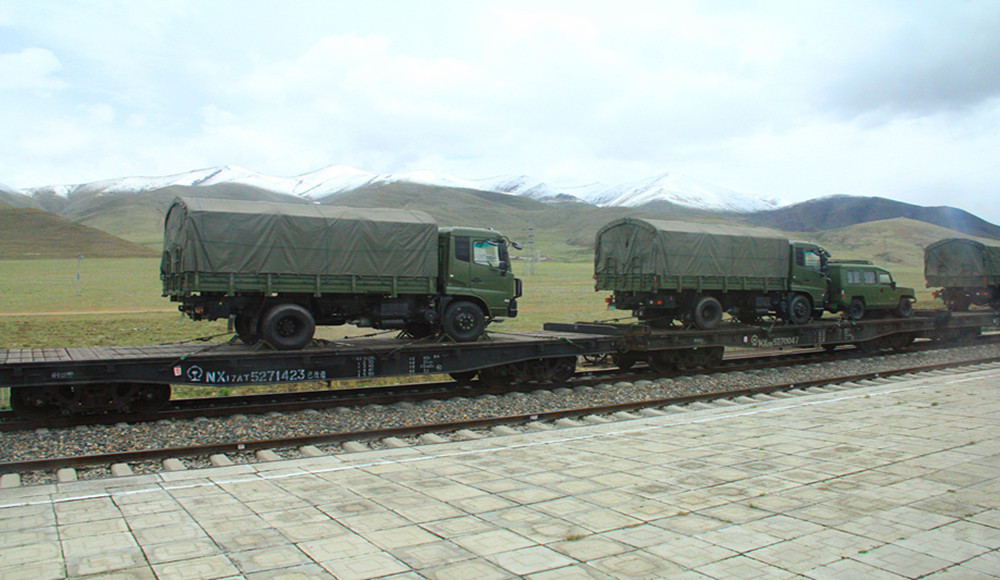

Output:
xmin=0 ymin=185 xmax=42 ymax=210
xmin=746 ymin=195 xmax=1000 ymax=241
xmin=0 ymin=207 xmax=157 ymax=259
xmin=59 ymin=183 xmax=311 ymax=248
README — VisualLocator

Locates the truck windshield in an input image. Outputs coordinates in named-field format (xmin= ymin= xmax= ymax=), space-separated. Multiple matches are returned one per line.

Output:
xmin=473 ymin=240 xmax=507 ymax=269
xmin=797 ymin=248 xmax=825 ymax=272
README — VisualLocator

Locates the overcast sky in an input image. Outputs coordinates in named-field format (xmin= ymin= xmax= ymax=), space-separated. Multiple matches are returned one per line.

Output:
xmin=2 ymin=1 xmax=999 ymax=221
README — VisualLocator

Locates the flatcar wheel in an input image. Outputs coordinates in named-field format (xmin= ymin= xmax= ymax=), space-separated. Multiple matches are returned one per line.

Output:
xmin=9 ymin=387 xmax=62 ymax=421
xmin=612 ymin=352 xmax=638 ymax=371
xmin=854 ymin=340 xmax=881 ymax=354
xmin=478 ymin=365 xmax=514 ymax=388
xmin=647 ymin=351 xmax=676 ymax=373
xmin=130 ymin=384 xmax=172 ymax=414
xmin=449 ymin=370 xmax=478 ymax=385
xmin=547 ymin=357 xmax=577 ymax=383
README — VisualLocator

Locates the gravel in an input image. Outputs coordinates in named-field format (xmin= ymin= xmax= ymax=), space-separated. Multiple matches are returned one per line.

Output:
xmin=5 ymin=342 xmax=1000 ymax=486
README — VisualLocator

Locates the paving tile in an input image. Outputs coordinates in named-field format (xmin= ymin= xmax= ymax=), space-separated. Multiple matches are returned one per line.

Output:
xmin=697 ymin=523 xmax=785 ymax=553
xmin=419 ymin=515 xmax=494 ymax=537
xmin=297 ymin=533 xmax=381 ymax=562
xmin=695 ymin=554 xmax=798 ymax=578
xmin=363 ymin=524 xmax=443 ymax=550
xmin=245 ymin=563 xmax=335 ymax=579
xmin=131 ymin=522 xmax=209 ymax=545
xmin=421 ymin=558 xmax=513 ymax=580
xmin=229 ymin=545 xmax=312 ymax=574
xmin=320 ymin=551 xmax=411 ymax=579
xmin=852 ymin=543 xmax=953 ymax=577
xmin=66 ymin=548 xmax=149 ymax=577
xmin=589 ymin=549 xmax=686 ymax=577
xmin=389 ymin=540 xmax=476 ymax=569
xmin=652 ymin=511 xmax=731 ymax=535
xmin=547 ymin=535 xmax=631 ymax=562
xmin=449 ymin=528 xmax=535 ymax=556
xmin=142 ymin=538 xmax=221 ymax=564
xmin=644 ymin=535 xmax=738 ymax=569
xmin=61 ymin=531 xmax=138 ymax=559
xmin=0 ymin=560 xmax=66 ymax=580
xmin=486 ymin=545 xmax=576 ymax=576
xmin=152 ymin=554 xmax=241 ymax=580
xmin=0 ymin=526 xmax=58 ymax=547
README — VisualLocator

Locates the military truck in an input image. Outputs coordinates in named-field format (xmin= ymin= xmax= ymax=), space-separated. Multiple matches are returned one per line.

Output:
xmin=161 ymin=197 xmax=521 ymax=349
xmin=826 ymin=260 xmax=916 ymax=319
xmin=594 ymin=218 xmax=829 ymax=329
xmin=925 ymin=238 xmax=1000 ymax=311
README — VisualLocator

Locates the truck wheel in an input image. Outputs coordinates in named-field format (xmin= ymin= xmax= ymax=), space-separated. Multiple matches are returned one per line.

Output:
xmin=788 ymin=294 xmax=811 ymax=325
xmin=847 ymin=298 xmax=865 ymax=320
xmin=692 ymin=296 xmax=723 ymax=330
xmin=443 ymin=301 xmax=486 ymax=342
xmin=895 ymin=297 xmax=914 ymax=318
xmin=260 ymin=303 xmax=315 ymax=350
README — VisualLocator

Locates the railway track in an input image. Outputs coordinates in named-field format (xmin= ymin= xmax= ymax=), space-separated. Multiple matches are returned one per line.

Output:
xmin=3 ymin=340 xmax=999 ymax=487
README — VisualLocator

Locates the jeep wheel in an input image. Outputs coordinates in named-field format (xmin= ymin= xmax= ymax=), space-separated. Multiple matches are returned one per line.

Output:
xmin=894 ymin=297 xmax=914 ymax=318
xmin=443 ymin=301 xmax=486 ymax=342
xmin=847 ymin=298 xmax=865 ymax=320
xmin=260 ymin=303 xmax=316 ymax=350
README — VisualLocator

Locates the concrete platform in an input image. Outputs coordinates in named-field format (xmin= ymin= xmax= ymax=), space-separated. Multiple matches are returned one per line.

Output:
xmin=2 ymin=364 xmax=999 ymax=579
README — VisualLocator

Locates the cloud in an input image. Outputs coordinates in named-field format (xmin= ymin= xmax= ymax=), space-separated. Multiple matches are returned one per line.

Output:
xmin=0 ymin=47 xmax=66 ymax=92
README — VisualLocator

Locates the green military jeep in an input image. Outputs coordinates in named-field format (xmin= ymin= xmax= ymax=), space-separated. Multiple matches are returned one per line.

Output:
xmin=826 ymin=260 xmax=916 ymax=320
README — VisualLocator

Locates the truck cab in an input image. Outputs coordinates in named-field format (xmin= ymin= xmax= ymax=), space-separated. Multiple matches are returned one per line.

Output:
xmin=438 ymin=228 xmax=522 ymax=337
xmin=788 ymin=241 xmax=830 ymax=320
xmin=827 ymin=260 xmax=916 ymax=319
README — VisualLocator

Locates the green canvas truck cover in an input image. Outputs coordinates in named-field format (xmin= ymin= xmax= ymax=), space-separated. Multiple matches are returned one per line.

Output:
xmin=162 ymin=197 xmax=438 ymax=278
xmin=595 ymin=218 xmax=789 ymax=279
xmin=925 ymin=238 xmax=1000 ymax=286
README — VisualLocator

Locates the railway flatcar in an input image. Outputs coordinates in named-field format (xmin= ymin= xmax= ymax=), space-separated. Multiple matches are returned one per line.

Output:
xmin=925 ymin=238 xmax=1000 ymax=311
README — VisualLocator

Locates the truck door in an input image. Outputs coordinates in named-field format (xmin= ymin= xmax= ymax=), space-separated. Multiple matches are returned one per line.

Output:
xmin=791 ymin=243 xmax=829 ymax=305
xmin=449 ymin=234 xmax=517 ymax=317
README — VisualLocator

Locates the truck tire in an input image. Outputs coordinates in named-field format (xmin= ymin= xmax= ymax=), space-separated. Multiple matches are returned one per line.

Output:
xmin=443 ymin=301 xmax=486 ymax=342
xmin=260 ymin=303 xmax=315 ymax=350
xmin=847 ymin=298 xmax=865 ymax=320
xmin=692 ymin=296 xmax=723 ymax=330
xmin=895 ymin=297 xmax=914 ymax=318
xmin=788 ymin=294 xmax=811 ymax=325
xmin=234 ymin=314 xmax=259 ymax=345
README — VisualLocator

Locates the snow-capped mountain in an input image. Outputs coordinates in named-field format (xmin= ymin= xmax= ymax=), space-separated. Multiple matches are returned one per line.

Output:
xmin=22 ymin=165 xmax=783 ymax=213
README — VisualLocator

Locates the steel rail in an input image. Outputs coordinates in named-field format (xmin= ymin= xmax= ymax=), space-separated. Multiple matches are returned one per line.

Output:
xmin=3 ymin=354 xmax=999 ymax=476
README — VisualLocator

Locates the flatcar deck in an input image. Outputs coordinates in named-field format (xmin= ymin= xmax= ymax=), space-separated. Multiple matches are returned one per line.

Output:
xmin=547 ymin=310 xmax=999 ymax=352
xmin=0 ymin=331 xmax=619 ymax=390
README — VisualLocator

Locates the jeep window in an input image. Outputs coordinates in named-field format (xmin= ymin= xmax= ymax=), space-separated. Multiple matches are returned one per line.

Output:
xmin=473 ymin=240 xmax=501 ymax=268
xmin=847 ymin=270 xmax=862 ymax=284
xmin=455 ymin=236 xmax=470 ymax=262
xmin=878 ymin=272 xmax=892 ymax=285
xmin=863 ymin=271 xmax=877 ymax=285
